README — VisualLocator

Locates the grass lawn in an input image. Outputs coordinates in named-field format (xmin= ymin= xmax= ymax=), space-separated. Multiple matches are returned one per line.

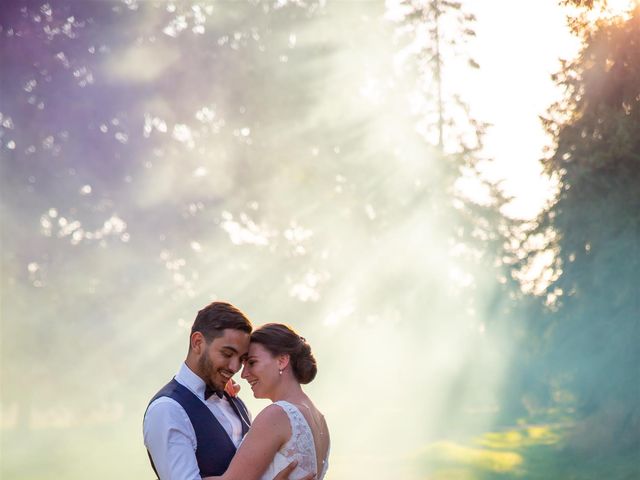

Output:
xmin=411 ymin=420 xmax=639 ymax=479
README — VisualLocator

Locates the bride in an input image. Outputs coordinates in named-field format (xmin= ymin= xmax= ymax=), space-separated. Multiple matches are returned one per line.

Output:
xmin=204 ymin=323 xmax=330 ymax=480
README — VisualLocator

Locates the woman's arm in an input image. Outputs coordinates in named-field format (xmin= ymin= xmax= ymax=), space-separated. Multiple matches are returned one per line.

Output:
xmin=203 ymin=403 xmax=290 ymax=480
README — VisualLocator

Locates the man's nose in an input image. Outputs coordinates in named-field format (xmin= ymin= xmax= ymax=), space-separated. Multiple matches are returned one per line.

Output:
xmin=229 ymin=357 xmax=241 ymax=373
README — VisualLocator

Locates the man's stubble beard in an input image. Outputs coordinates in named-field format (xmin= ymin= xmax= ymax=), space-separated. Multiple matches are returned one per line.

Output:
xmin=198 ymin=351 xmax=222 ymax=390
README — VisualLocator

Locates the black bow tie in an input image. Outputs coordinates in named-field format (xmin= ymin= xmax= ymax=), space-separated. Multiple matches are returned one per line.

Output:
xmin=204 ymin=385 xmax=224 ymax=400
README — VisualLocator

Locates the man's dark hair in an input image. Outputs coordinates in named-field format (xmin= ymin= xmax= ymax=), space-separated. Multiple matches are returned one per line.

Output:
xmin=190 ymin=301 xmax=252 ymax=346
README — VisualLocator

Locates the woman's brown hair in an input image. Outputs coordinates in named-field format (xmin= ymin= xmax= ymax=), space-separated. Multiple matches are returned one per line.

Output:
xmin=251 ymin=323 xmax=317 ymax=384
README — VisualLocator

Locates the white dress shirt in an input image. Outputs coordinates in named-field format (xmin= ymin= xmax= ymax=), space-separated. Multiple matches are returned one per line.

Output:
xmin=143 ymin=363 xmax=249 ymax=480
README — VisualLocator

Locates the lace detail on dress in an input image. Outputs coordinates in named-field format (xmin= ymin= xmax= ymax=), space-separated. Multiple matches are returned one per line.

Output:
xmin=273 ymin=401 xmax=318 ymax=476
xmin=252 ymin=401 xmax=329 ymax=480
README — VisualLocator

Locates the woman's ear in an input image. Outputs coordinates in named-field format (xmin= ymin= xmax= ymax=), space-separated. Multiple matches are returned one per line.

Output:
xmin=277 ymin=353 xmax=291 ymax=371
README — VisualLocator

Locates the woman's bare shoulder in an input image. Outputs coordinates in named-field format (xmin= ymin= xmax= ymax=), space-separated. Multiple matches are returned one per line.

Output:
xmin=251 ymin=402 xmax=291 ymax=431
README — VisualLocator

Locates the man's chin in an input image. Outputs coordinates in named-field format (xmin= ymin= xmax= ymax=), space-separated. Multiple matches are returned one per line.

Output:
xmin=210 ymin=378 xmax=227 ymax=392
xmin=218 ymin=383 xmax=230 ymax=392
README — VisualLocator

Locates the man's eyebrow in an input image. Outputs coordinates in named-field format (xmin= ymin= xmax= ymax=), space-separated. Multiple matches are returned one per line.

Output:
xmin=221 ymin=345 xmax=239 ymax=354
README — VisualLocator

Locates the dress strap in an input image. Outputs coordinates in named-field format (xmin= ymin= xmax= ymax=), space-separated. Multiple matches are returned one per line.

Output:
xmin=273 ymin=400 xmax=301 ymax=426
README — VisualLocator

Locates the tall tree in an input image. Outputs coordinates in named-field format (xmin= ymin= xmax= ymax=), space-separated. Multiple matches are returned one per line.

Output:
xmin=390 ymin=0 xmax=480 ymax=150
xmin=529 ymin=2 xmax=640 ymax=455
xmin=387 ymin=0 xmax=522 ymax=444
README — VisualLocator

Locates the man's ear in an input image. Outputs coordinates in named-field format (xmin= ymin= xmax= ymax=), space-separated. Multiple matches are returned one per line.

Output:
xmin=277 ymin=354 xmax=291 ymax=371
xmin=191 ymin=331 xmax=206 ymax=354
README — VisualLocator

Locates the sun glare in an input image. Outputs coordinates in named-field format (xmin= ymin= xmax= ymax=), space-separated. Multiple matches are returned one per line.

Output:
xmin=580 ymin=0 xmax=638 ymax=21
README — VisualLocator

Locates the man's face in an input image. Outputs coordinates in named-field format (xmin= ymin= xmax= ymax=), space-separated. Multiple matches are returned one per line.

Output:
xmin=197 ymin=328 xmax=250 ymax=391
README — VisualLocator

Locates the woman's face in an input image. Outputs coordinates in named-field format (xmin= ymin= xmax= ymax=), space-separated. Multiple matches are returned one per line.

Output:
xmin=241 ymin=343 xmax=281 ymax=399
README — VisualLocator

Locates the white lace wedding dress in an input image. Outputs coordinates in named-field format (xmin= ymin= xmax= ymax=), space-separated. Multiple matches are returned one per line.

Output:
xmin=256 ymin=400 xmax=329 ymax=480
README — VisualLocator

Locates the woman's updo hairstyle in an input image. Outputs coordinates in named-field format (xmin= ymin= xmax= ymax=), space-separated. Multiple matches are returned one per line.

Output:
xmin=251 ymin=323 xmax=317 ymax=384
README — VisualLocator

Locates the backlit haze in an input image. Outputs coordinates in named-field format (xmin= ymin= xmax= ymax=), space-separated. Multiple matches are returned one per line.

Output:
xmin=0 ymin=1 xmax=618 ymax=479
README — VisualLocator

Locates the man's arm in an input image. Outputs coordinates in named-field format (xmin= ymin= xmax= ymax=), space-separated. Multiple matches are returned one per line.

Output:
xmin=143 ymin=398 xmax=201 ymax=480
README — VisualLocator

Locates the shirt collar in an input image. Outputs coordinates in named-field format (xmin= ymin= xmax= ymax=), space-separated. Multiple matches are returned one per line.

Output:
xmin=176 ymin=362 xmax=208 ymax=401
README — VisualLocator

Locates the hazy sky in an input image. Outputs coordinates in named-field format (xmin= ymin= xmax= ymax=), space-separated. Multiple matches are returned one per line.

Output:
xmin=465 ymin=0 xmax=580 ymax=219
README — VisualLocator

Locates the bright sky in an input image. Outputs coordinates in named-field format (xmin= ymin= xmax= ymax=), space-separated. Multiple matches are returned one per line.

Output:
xmin=469 ymin=0 xmax=638 ymax=219
xmin=467 ymin=0 xmax=581 ymax=219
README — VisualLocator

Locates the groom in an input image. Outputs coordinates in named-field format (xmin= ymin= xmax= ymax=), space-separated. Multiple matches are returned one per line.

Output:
xmin=144 ymin=301 xmax=304 ymax=479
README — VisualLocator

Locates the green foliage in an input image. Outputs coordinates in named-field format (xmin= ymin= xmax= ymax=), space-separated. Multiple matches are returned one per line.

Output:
xmin=561 ymin=0 xmax=597 ymax=8
xmin=529 ymin=4 xmax=640 ymax=456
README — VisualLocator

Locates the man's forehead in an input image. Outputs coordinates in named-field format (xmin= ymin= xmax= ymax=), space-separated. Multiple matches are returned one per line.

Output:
xmin=215 ymin=329 xmax=250 ymax=351
xmin=218 ymin=328 xmax=250 ymax=340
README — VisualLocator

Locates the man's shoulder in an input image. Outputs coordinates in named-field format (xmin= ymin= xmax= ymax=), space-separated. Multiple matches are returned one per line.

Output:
xmin=144 ymin=396 xmax=188 ymax=423
xmin=143 ymin=396 xmax=197 ymax=452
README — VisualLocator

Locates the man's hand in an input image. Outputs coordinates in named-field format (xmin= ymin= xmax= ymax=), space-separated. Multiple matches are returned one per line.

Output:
xmin=273 ymin=460 xmax=315 ymax=480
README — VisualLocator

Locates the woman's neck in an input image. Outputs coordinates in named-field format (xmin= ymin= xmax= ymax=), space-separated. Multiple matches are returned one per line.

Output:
xmin=268 ymin=377 xmax=306 ymax=403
